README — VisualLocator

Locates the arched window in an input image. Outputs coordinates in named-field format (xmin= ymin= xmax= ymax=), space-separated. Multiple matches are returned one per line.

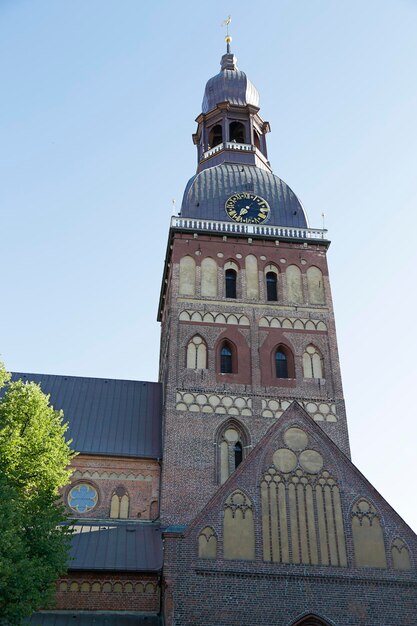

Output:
xmin=201 ymin=257 xmax=218 ymax=297
xmin=302 ymin=345 xmax=324 ymax=379
xmin=351 ymin=498 xmax=387 ymax=568
xmin=276 ymin=350 xmax=288 ymax=378
xmin=266 ymin=271 xmax=278 ymax=301
xmin=220 ymin=342 xmax=233 ymax=374
xmin=198 ymin=527 xmax=217 ymax=559
xmin=392 ymin=538 xmax=412 ymax=570
xmin=286 ymin=264 xmax=303 ymax=303
xmin=217 ymin=421 xmax=249 ymax=484
xmin=179 ymin=256 xmax=196 ymax=296
xmin=307 ymin=266 xmax=325 ymax=304
xmin=186 ymin=335 xmax=207 ymax=370
xmin=110 ymin=486 xmax=129 ymax=519
xmin=208 ymin=124 xmax=222 ymax=148
xmin=225 ymin=268 xmax=237 ymax=298
xmin=223 ymin=490 xmax=255 ymax=560
xmin=229 ymin=121 xmax=246 ymax=144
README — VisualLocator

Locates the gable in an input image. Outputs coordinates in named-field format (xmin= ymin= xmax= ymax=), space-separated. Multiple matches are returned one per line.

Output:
xmin=186 ymin=402 xmax=417 ymax=575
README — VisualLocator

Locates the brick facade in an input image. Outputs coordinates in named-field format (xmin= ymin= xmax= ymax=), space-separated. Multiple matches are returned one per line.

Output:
xmin=64 ymin=454 xmax=160 ymax=520
xmin=56 ymin=573 xmax=160 ymax=612
xmin=159 ymin=234 xmax=350 ymax=527
xmin=161 ymin=404 xmax=417 ymax=625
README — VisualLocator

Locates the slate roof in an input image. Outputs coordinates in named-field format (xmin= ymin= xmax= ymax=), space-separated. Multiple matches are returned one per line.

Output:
xmin=68 ymin=522 xmax=163 ymax=571
xmin=28 ymin=613 xmax=161 ymax=626
xmin=9 ymin=373 xmax=162 ymax=458
xmin=181 ymin=163 xmax=308 ymax=228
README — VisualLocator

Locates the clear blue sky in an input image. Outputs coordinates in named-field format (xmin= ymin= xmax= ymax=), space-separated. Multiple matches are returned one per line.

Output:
xmin=2 ymin=1 xmax=417 ymax=530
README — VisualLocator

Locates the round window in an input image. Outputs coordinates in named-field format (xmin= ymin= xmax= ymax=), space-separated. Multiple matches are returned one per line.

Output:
xmin=68 ymin=483 xmax=98 ymax=513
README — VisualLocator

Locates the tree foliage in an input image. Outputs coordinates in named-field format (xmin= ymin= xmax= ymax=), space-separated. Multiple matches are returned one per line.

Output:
xmin=0 ymin=362 xmax=75 ymax=625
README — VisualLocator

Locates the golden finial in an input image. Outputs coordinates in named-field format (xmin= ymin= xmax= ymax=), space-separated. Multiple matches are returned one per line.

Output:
xmin=221 ymin=15 xmax=232 ymax=51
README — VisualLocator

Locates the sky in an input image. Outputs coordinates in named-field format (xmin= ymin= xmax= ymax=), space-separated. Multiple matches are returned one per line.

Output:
xmin=1 ymin=0 xmax=417 ymax=531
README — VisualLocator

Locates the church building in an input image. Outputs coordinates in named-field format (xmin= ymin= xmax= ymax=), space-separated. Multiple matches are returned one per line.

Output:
xmin=26 ymin=41 xmax=417 ymax=625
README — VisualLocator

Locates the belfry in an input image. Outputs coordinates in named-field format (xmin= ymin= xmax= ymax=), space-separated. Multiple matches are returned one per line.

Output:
xmin=26 ymin=38 xmax=417 ymax=626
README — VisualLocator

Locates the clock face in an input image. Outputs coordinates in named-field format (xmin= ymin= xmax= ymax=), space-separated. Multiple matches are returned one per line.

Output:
xmin=225 ymin=192 xmax=271 ymax=224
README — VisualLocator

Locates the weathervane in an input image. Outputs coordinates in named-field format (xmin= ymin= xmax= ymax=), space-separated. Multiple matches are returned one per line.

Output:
xmin=221 ymin=15 xmax=232 ymax=52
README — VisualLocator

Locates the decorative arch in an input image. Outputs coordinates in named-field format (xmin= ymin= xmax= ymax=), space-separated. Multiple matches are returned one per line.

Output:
xmin=286 ymin=264 xmax=303 ymax=303
xmin=179 ymin=256 xmax=196 ymax=296
xmin=215 ymin=418 xmax=250 ymax=484
xmin=351 ymin=498 xmax=387 ymax=568
xmin=198 ymin=526 xmax=217 ymax=559
xmin=186 ymin=334 xmax=208 ymax=370
xmin=391 ymin=537 xmax=412 ymax=570
xmin=302 ymin=344 xmax=324 ymax=379
xmin=307 ymin=266 xmax=325 ymax=304
xmin=274 ymin=344 xmax=295 ymax=379
xmin=110 ymin=486 xmax=129 ymax=519
xmin=201 ymin=257 xmax=218 ymax=297
xmin=229 ymin=121 xmax=246 ymax=143
xmin=208 ymin=123 xmax=223 ymax=148
xmin=261 ymin=431 xmax=347 ymax=568
xmin=223 ymin=489 xmax=255 ymax=560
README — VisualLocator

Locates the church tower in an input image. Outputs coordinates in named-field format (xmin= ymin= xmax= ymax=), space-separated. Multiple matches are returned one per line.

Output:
xmin=158 ymin=41 xmax=417 ymax=626
xmin=158 ymin=44 xmax=349 ymax=526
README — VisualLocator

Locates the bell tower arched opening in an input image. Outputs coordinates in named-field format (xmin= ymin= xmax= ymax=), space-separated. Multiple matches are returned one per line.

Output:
xmin=229 ymin=121 xmax=246 ymax=143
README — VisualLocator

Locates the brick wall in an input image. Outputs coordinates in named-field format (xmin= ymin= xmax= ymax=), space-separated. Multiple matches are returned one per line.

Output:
xmin=160 ymin=232 xmax=349 ymax=526
xmin=161 ymin=404 xmax=417 ymax=625
xmin=63 ymin=454 xmax=160 ymax=520
xmin=56 ymin=572 xmax=160 ymax=612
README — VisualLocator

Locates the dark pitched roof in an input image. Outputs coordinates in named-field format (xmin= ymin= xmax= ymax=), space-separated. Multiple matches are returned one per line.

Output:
xmin=9 ymin=373 xmax=162 ymax=458
xmin=68 ymin=522 xmax=163 ymax=571
xmin=28 ymin=613 xmax=161 ymax=626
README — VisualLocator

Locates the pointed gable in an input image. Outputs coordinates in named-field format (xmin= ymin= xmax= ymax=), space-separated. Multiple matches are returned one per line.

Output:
xmin=185 ymin=401 xmax=417 ymax=574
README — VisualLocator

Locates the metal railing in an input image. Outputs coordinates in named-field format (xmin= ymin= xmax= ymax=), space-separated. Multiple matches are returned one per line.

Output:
xmin=171 ymin=216 xmax=327 ymax=240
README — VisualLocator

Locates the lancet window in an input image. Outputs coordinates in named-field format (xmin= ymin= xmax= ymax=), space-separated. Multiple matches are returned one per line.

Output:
xmin=186 ymin=335 xmax=208 ymax=370
xmin=223 ymin=490 xmax=255 ymax=560
xmin=220 ymin=341 xmax=234 ymax=374
xmin=275 ymin=345 xmax=294 ymax=379
xmin=225 ymin=268 xmax=237 ymax=298
xmin=302 ymin=345 xmax=324 ymax=379
xmin=266 ymin=271 xmax=278 ymax=301
xmin=217 ymin=421 xmax=248 ymax=484
xmin=110 ymin=486 xmax=129 ymax=519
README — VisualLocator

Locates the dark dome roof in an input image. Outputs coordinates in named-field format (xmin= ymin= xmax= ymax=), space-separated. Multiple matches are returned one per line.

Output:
xmin=202 ymin=53 xmax=260 ymax=114
xmin=180 ymin=164 xmax=308 ymax=228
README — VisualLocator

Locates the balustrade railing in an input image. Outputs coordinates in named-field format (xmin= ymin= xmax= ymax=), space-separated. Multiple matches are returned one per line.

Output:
xmin=202 ymin=141 xmax=255 ymax=160
xmin=171 ymin=216 xmax=327 ymax=240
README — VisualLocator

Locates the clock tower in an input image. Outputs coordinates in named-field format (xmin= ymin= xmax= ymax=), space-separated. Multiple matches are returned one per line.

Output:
xmin=158 ymin=45 xmax=349 ymax=526
xmin=157 ymin=42 xmax=417 ymax=626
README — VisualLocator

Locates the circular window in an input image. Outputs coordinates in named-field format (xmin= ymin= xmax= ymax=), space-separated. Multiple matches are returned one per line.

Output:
xmin=68 ymin=483 xmax=98 ymax=513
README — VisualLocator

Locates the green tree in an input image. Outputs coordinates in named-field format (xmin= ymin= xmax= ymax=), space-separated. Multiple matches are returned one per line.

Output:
xmin=0 ymin=362 xmax=75 ymax=625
